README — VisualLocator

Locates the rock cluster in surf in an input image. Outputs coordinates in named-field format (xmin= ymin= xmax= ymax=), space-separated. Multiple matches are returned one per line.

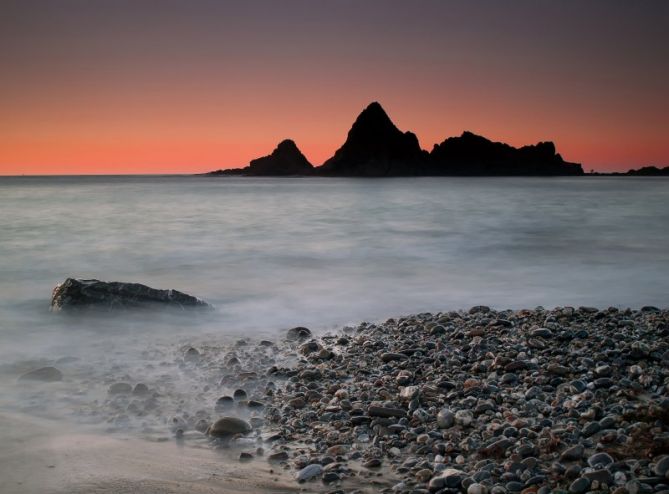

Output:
xmin=207 ymin=102 xmax=584 ymax=177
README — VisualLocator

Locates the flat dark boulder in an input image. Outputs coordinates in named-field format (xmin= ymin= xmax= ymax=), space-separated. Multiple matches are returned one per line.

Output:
xmin=50 ymin=278 xmax=212 ymax=312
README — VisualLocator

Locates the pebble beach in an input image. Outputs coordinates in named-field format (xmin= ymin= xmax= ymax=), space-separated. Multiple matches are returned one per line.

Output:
xmin=4 ymin=305 xmax=668 ymax=494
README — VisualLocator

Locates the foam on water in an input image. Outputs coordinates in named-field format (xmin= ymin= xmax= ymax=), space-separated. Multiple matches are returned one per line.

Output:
xmin=0 ymin=175 xmax=668 ymax=428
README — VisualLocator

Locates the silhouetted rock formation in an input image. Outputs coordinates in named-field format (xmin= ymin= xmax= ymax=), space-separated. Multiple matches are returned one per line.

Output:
xmin=207 ymin=167 xmax=245 ymax=176
xmin=318 ymin=102 xmax=428 ymax=176
xmin=626 ymin=165 xmax=669 ymax=176
xmin=51 ymin=278 xmax=212 ymax=312
xmin=247 ymin=139 xmax=313 ymax=176
xmin=206 ymin=102 xmax=583 ymax=177
xmin=428 ymin=131 xmax=583 ymax=176
xmin=207 ymin=140 xmax=313 ymax=176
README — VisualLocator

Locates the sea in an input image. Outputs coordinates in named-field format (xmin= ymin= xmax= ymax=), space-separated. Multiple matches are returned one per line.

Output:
xmin=1 ymin=175 xmax=668 ymax=344
xmin=0 ymin=175 xmax=667 ymax=425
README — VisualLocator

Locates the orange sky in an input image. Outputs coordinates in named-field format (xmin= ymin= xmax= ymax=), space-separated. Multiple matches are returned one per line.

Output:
xmin=1 ymin=1 xmax=668 ymax=174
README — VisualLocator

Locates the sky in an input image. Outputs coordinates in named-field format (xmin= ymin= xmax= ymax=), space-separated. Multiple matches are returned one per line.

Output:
xmin=1 ymin=0 xmax=667 ymax=174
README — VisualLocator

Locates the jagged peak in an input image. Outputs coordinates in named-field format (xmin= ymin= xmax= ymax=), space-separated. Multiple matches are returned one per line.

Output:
xmin=362 ymin=101 xmax=385 ymax=114
xmin=352 ymin=102 xmax=395 ymax=128
xmin=276 ymin=139 xmax=299 ymax=151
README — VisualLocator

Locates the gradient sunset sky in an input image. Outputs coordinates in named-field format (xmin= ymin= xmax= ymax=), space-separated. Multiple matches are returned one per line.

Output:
xmin=1 ymin=0 xmax=668 ymax=175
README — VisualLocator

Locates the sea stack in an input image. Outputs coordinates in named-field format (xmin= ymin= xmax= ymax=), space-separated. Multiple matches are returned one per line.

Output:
xmin=317 ymin=102 xmax=428 ymax=176
xmin=428 ymin=131 xmax=584 ymax=176
xmin=245 ymin=139 xmax=314 ymax=176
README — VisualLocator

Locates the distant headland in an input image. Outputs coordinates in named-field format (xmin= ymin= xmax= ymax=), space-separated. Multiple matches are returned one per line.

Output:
xmin=206 ymin=102 xmax=585 ymax=177
xmin=589 ymin=165 xmax=669 ymax=177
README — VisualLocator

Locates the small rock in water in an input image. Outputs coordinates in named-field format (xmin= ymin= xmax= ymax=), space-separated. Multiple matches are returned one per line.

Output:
xmin=132 ymin=383 xmax=149 ymax=396
xmin=232 ymin=389 xmax=247 ymax=401
xmin=194 ymin=419 xmax=210 ymax=433
xmin=50 ymin=277 xmax=212 ymax=311
xmin=363 ymin=458 xmax=382 ymax=468
xmin=108 ymin=382 xmax=133 ymax=394
xmin=286 ymin=327 xmax=311 ymax=341
xmin=298 ymin=341 xmax=321 ymax=355
xmin=295 ymin=463 xmax=323 ymax=482
xmin=207 ymin=417 xmax=252 ymax=438
xmin=19 ymin=366 xmax=63 ymax=382
xmin=216 ymin=396 xmax=234 ymax=410
xmin=268 ymin=451 xmax=289 ymax=463
xmin=239 ymin=452 xmax=253 ymax=462
xmin=184 ymin=347 xmax=200 ymax=361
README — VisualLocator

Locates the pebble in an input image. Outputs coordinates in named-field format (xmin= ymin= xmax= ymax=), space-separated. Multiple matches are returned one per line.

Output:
xmin=286 ymin=326 xmax=311 ymax=341
xmin=588 ymin=452 xmax=614 ymax=468
xmin=437 ymin=408 xmax=455 ymax=428
xmin=429 ymin=468 xmax=466 ymax=490
xmin=267 ymin=451 xmax=289 ymax=463
xmin=654 ymin=456 xmax=669 ymax=476
xmin=368 ymin=405 xmax=406 ymax=418
xmin=569 ymin=477 xmax=591 ymax=494
xmin=295 ymin=463 xmax=323 ymax=482
xmin=455 ymin=410 xmax=474 ymax=427
xmin=468 ymin=483 xmax=488 ymax=494
xmin=207 ymin=416 xmax=252 ymax=437
xmin=560 ymin=444 xmax=584 ymax=461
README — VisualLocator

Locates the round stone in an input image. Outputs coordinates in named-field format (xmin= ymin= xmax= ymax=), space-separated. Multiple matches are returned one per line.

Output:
xmin=286 ymin=327 xmax=311 ymax=341
xmin=468 ymin=483 xmax=488 ymax=494
xmin=437 ymin=408 xmax=455 ymax=428
xmin=232 ymin=389 xmax=247 ymax=400
xmin=207 ymin=416 xmax=252 ymax=437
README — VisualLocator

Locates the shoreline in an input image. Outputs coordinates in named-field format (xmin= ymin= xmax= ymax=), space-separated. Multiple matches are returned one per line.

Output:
xmin=1 ymin=305 xmax=668 ymax=493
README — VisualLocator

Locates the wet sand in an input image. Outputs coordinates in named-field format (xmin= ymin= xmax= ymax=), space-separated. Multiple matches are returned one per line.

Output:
xmin=0 ymin=412 xmax=310 ymax=494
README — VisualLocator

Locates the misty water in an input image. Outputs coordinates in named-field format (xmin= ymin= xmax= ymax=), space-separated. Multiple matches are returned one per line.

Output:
xmin=0 ymin=175 xmax=668 ymax=434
